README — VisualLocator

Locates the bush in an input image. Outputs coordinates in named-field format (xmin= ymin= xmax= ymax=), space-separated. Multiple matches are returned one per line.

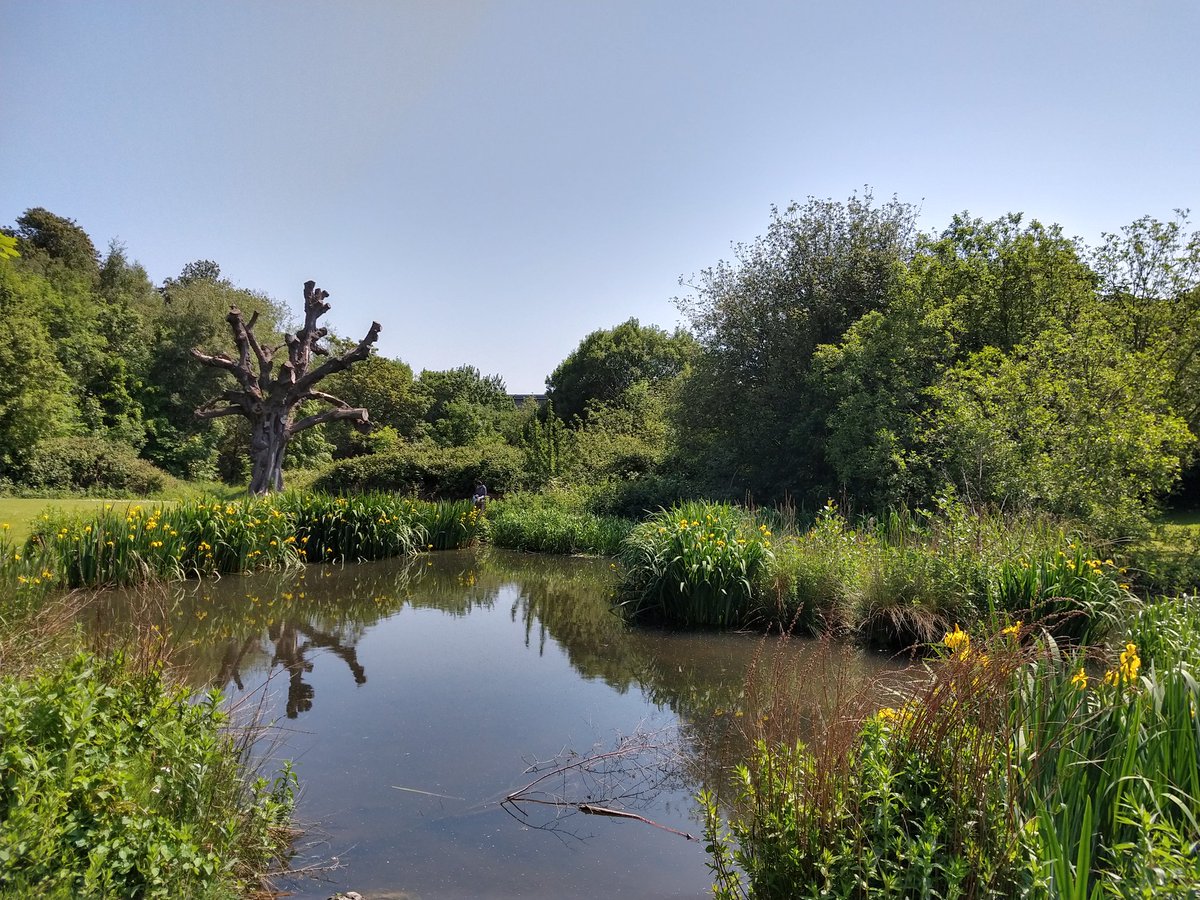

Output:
xmin=313 ymin=443 xmax=525 ymax=499
xmin=704 ymin=614 xmax=1200 ymax=898
xmin=0 ymin=654 xmax=295 ymax=899
xmin=19 ymin=436 xmax=174 ymax=496
xmin=585 ymin=472 xmax=702 ymax=519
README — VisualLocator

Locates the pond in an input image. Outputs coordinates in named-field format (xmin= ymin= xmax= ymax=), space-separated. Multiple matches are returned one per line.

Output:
xmin=88 ymin=549 xmax=902 ymax=899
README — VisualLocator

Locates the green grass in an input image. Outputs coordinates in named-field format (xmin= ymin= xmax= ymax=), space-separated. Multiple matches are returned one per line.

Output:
xmin=0 ymin=498 xmax=157 ymax=543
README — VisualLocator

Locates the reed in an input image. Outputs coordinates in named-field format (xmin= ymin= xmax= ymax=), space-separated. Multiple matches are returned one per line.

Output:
xmin=486 ymin=494 xmax=632 ymax=555
xmin=618 ymin=501 xmax=774 ymax=627
xmin=703 ymin=606 xmax=1200 ymax=897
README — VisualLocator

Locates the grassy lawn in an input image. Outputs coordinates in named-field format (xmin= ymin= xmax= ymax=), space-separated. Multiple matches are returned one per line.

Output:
xmin=0 ymin=498 xmax=151 ymax=543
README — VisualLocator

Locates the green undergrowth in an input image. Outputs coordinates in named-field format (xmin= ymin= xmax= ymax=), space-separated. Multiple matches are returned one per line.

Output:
xmin=0 ymin=653 xmax=295 ymax=899
xmin=485 ymin=492 xmax=633 ymax=555
xmin=703 ymin=600 xmax=1200 ymax=898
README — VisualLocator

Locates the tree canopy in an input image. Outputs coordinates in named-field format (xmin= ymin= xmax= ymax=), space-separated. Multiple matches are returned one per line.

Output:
xmin=546 ymin=318 xmax=696 ymax=422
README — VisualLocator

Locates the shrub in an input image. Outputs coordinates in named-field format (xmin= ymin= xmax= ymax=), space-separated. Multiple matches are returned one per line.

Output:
xmin=313 ymin=443 xmax=525 ymax=499
xmin=0 ymin=654 xmax=295 ymax=899
xmin=19 ymin=436 xmax=175 ymax=496
xmin=585 ymin=472 xmax=702 ymax=519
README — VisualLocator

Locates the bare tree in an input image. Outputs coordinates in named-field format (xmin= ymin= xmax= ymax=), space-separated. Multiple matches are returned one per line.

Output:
xmin=191 ymin=280 xmax=381 ymax=494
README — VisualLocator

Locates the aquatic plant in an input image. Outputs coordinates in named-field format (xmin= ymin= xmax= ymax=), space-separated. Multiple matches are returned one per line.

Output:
xmin=486 ymin=493 xmax=632 ymax=555
xmin=703 ymin=609 xmax=1200 ymax=897
xmin=618 ymin=501 xmax=774 ymax=627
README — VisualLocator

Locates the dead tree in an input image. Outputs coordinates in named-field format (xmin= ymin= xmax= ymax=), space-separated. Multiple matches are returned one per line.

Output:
xmin=191 ymin=280 xmax=381 ymax=494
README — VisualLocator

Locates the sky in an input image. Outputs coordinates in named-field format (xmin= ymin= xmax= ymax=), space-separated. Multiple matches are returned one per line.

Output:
xmin=3 ymin=1 xmax=1198 ymax=392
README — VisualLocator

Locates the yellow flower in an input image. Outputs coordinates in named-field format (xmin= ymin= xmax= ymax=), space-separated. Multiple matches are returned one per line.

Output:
xmin=943 ymin=624 xmax=970 ymax=657
xmin=1103 ymin=643 xmax=1141 ymax=687
xmin=1071 ymin=668 xmax=1088 ymax=690
xmin=1001 ymin=620 xmax=1022 ymax=638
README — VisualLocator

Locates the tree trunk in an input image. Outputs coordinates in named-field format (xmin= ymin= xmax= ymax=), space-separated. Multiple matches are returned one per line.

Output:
xmin=249 ymin=408 xmax=289 ymax=495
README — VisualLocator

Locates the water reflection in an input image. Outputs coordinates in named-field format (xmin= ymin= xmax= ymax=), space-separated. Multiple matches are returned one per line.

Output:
xmin=82 ymin=549 xmax=902 ymax=899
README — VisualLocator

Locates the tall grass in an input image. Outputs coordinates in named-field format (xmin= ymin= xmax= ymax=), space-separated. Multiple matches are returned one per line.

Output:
xmin=703 ymin=605 xmax=1200 ymax=898
xmin=2 ymin=493 xmax=484 ymax=592
xmin=616 ymin=498 xmax=1127 ymax=647
xmin=486 ymin=493 xmax=633 ymax=555
xmin=618 ymin=501 xmax=774 ymax=627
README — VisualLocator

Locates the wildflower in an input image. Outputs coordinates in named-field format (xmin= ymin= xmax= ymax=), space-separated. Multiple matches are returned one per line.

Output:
xmin=943 ymin=624 xmax=970 ymax=657
xmin=150 ymin=541 xmax=163 ymax=548
xmin=1071 ymin=668 xmax=1088 ymax=690
xmin=1001 ymin=620 xmax=1022 ymax=638
xmin=1103 ymin=643 xmax=1141 ymax=687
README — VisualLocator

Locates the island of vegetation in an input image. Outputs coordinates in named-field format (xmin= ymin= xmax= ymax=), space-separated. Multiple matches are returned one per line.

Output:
xmin=1 ymin=194 xmax=1197 ymax=896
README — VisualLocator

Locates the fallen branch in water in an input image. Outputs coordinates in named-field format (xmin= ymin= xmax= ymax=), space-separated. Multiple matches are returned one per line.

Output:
xmin=501 ymin=725 xmax=695 ymax=841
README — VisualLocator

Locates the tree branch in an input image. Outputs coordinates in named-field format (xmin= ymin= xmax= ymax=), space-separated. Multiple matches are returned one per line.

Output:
xmin=290 ymin=405 xmax=371 ymax=435
xmin=291 ymin=321 xmax=381 ymax=398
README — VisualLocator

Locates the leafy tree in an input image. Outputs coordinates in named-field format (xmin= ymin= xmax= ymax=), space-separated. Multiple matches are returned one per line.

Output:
xmin=13 ymin=207 xmax=99 ymax=279
xmin=919 ymin=213 xmax=1096 ymax=353
xmin=546 ymin=318 xmax=696 ymax=422
xmin=674 ymin=191 xmax=919 ymax=499
xmin=814 ymin=214 xmax=1098 ymax=509
xmin=140 ymin=263 xmax=291 ymax=479
xmin=921 ymin=316 xmax=1192 ymax=535
xmin=415 ymin=365 xmax=514 ymax=447
xmin=0 ymin=264 xmax=76 ymax=475
xmin=323 ymin=351 xmax=428 ymax=455
xmin=1092 ymin=212 xmax=1200 ymax=427
xmin=814 ymin=289 xmax=957 ymax=509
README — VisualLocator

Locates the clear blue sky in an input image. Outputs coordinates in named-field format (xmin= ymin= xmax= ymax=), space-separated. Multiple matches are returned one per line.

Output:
xmin=3 ymin=1 xmax=1198 ymax=392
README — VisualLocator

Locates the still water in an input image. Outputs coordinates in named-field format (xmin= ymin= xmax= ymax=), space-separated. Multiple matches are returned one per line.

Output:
xmin=92 ymin=549 xmax=900 ymax=899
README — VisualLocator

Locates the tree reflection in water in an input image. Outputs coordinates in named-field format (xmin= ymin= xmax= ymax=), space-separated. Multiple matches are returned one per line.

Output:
xmin=86 ymin=549 xmax=901 ymax=769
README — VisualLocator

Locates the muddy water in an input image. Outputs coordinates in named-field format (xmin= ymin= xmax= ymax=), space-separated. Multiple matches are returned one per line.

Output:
xmin=89 ymin=549 xmax=902 ymax=899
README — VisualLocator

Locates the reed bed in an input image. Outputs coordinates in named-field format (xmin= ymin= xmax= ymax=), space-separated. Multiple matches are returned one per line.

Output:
xmin=615 ymin=499 xmax=1127 ymax=646
xmin=486 ymin=494 xmax=632 ymax=556
xmin=703 ymin=602 xmax=1200 ymax=898
xmin=0 ymin=492 xmax=485 ymax=593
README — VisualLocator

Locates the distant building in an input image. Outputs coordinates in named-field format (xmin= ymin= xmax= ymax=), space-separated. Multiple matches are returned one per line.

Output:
xmin=508 ymin=393 xmax=548 ymax=408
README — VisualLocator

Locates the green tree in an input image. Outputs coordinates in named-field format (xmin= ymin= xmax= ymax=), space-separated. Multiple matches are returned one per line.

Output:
xmin=921 ymin=317 xmax=1192 ymax=535
xmin=813 ymin=214 xmax=1099 ymax=509
xmin=0 ymin=264 xmax=76 ymax=475
xmin=675 ymin=191 xmax=919 ymax=499
xmin=546 ymin=318 xmax=696 ymax=422
xmin=140 ymin=262 xmax=292 ymax=479
xmin=13 ymin=207 xmax=100 ymax=280
xmin=323 ymin=351 xmax=428 ymax=455
xmin=415 ymin=365 xmax=514 ymax=447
